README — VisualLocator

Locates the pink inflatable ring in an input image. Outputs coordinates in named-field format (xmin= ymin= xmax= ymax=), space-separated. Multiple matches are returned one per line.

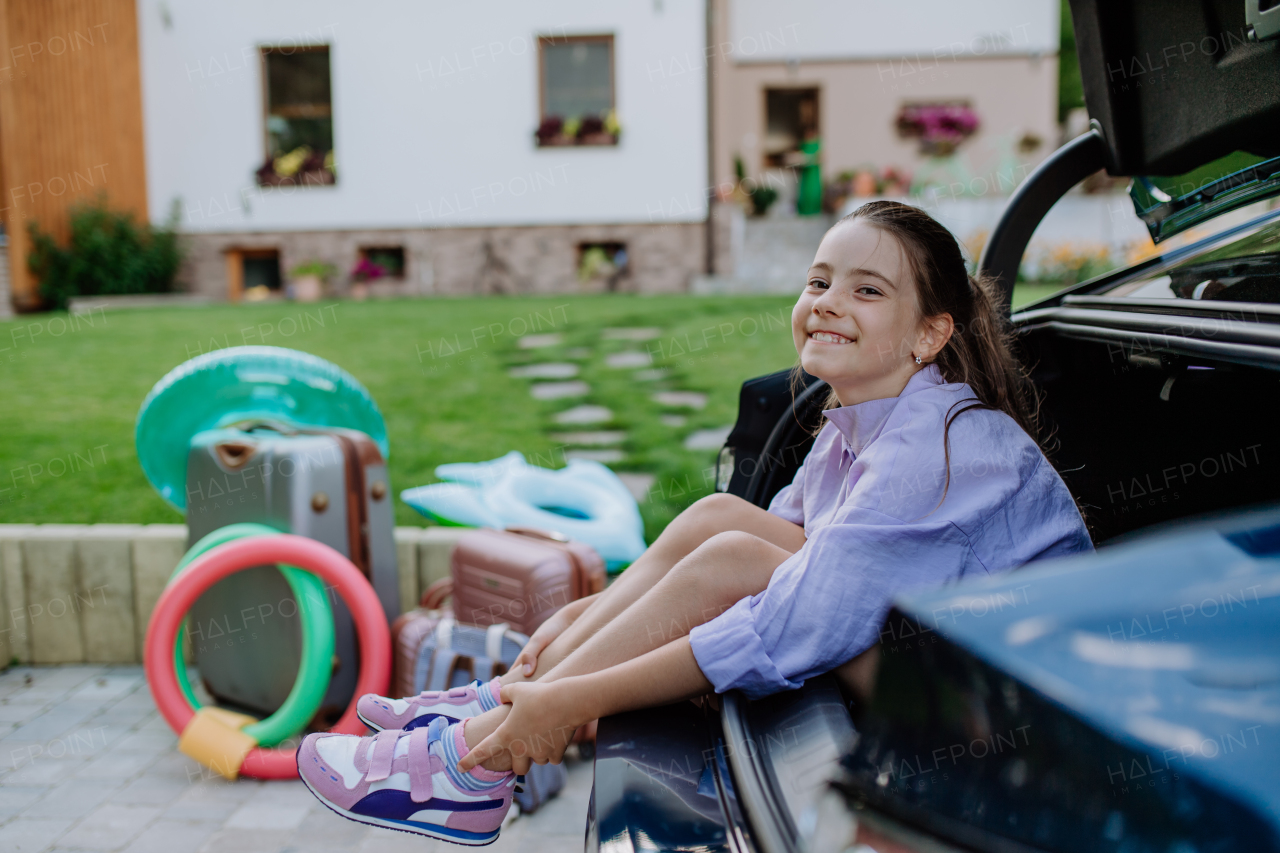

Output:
xmin=144 ymin=534 xmax=391 ymax=780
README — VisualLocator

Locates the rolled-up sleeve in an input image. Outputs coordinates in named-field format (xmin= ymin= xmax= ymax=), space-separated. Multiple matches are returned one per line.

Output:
xmin=689 ymin=507 xmax=976 ymax=699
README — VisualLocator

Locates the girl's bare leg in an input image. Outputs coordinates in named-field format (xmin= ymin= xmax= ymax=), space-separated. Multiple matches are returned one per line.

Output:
xmin=502 ymin=494 xmax=805 ymax=685
xmin=468 ymin=530 xmax=795 ymax=769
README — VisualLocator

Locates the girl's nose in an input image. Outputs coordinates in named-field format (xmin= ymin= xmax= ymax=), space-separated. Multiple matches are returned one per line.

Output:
xmin=812 ymin=291 xmax=841 ymax=316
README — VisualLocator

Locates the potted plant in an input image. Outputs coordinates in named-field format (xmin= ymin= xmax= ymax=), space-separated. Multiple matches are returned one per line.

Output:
xmin=536 ymin=116 xmax=573 ymax=146
xmin=289 ymin=260 xmax=334 ymax=303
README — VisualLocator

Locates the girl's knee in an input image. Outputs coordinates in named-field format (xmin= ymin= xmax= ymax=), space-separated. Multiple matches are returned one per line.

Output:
xmin=691 ymin=492 xmax=751 ymax=521
xmin=668 ymin=493 xmax=751 ymax=540
xmin=669 ymin=531 xmax=767 ymax=590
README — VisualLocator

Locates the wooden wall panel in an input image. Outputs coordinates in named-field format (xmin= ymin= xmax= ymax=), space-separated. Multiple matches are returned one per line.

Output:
xmin=0 ymin=0 xmax=148 ymax=310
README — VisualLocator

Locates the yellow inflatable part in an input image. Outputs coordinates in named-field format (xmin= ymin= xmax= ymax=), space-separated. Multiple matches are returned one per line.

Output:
xmin=178 ymin=707 xmax=260 ymax=780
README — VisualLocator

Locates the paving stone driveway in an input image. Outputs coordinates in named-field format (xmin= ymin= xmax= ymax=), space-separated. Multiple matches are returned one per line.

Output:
xmin=0 ymin=666 xmax=591 ymax=852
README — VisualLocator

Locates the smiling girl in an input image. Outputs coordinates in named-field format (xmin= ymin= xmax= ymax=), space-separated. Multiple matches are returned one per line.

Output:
xmin=297 ymin=201 xmax=1093 ymax=845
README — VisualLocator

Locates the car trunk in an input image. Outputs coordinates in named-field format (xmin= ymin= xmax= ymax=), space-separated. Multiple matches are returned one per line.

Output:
xmin=1018 ymin=322 xmax=1280 ymax=545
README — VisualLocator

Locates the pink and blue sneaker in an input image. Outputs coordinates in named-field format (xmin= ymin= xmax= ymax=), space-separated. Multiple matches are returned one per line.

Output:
xmin=356 ymin=678 xmax=503 ymax=732
xmin=297 ymin=717 xmax=514 ymax=846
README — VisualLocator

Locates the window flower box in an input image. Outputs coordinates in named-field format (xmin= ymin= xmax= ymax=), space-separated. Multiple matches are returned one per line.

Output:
xmin=534 ymin=113 xmax=620 ymax=148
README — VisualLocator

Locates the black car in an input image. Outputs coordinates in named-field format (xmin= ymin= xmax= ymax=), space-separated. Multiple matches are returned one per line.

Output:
xmin=587 ymin=1 xmax=1280 ymax=851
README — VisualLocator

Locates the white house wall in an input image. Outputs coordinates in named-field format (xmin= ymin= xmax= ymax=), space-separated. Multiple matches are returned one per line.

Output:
xmin=136 ymin=0 xmax=708 ymax=234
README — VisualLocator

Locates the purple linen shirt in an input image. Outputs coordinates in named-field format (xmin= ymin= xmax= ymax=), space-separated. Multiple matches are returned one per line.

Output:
xmin=688 ymin=364 xmax=1092 ymax=699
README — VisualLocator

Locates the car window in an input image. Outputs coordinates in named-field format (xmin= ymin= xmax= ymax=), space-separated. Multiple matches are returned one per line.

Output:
xmin=1101 ymin=217 xmax=1280 ymax=304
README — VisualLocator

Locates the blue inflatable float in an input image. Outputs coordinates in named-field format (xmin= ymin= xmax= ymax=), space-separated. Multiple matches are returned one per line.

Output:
xmin=401 ymin=451 xmax=647 ymax=571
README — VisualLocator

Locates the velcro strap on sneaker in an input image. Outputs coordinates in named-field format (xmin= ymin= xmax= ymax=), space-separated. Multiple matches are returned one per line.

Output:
xmin=408 ymin=725 xmax=436 ymax=803
xmin=366 ymin=729 xmax=400 ymax=782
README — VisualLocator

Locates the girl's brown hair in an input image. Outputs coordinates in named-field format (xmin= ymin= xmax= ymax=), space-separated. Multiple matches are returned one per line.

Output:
xmin=798 ymin=200 xmax=1046 ymax=502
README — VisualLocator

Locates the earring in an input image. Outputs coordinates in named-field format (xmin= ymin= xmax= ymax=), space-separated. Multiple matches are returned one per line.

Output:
xmin=914 ymin=354 xmax=922 ymax=365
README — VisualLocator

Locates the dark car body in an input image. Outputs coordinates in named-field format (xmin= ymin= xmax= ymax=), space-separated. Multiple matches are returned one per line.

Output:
xmin=587 ymin=1 xmax=1280 ymax=850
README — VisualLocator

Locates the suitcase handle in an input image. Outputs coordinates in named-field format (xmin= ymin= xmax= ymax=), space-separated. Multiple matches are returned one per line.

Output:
xmin=421 ymin=577 xmax=454 ymax=610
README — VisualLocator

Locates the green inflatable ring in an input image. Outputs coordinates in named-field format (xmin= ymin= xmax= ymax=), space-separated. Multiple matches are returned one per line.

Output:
xmin=170 ymin=523 xmax=335 ymax=747
xmin=136 ymin=346 xmax=389 ymax=512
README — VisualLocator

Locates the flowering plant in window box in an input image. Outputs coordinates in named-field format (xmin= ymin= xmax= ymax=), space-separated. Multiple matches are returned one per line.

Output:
xmin=350 ymin=257 xmax=386 ymax=283
xmin=534 ymin=110 xmax=620 ymax=147
xmin=894 ymin=103 xmax=979 ymax=156
xmin=256 ymin=146 xmax=337 ymax=187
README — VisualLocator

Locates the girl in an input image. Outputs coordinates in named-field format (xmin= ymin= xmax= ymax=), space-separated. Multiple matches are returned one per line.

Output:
xmin=297 ymin=202 xmax=1093 ymax=845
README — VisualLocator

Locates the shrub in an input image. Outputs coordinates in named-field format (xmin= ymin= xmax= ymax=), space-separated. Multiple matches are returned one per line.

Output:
xmin=28 ymin=197 xmax=182 ymax=310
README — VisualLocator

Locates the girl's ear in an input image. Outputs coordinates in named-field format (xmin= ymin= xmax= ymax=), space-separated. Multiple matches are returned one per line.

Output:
xmin=917 ymin=313 xmax=954 ymax=362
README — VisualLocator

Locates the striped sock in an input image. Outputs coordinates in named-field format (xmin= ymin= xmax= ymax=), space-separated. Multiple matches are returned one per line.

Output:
xmin=476 ymin=677 xmax=503 ymax=713
xmin=439 ymin=721 xmax=510 ymax=791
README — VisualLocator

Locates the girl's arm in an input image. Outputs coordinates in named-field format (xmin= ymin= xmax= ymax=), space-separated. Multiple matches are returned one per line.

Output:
xmin=459 ymin=637 xmax=711 ymax=774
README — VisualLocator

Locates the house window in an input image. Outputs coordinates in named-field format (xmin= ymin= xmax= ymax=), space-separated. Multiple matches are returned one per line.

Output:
xmin=356 ymin=246 xmax=405 ymax=280
xmin=226 ymin=248 xmax=281 ymax=302
xmin=535 ymin=36 xmax=619 ymax=147
xmin=577 ymin=242 xmax=628 ymax=291
xmin=258 ymin=46 xmax=336 ymax=186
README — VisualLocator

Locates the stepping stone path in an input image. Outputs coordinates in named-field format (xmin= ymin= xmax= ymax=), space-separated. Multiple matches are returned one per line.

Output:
xmin=604 ymin=351 xmax=652 ymax=368
xmin=652 ymin=391 xmax=707 ymax=409
xmin=509 ymin=362 xmax=579 ymax=379
xmin=684 ymin=425 xmax=733 ymax=451
xmin=567 ymin=448 xmax=625 ymax=463
xmin=531 ymin=380 xmax=590 ymax=400
xmin=551 ymin=431 xmax=627 ymax=446
xmin=554 ymin=404 xmax=614 ymax=425
xmin=500 ymin=323 xmax=730 ymax=513
xmin=518 ymin=333 xmax=564 ymax=349
xmin=602 ymin=327 xmax=662 ymax=341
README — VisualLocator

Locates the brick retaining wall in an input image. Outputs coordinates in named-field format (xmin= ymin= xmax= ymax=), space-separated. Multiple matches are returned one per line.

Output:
xmin=0 ymin=525 xmax=464 ymax=666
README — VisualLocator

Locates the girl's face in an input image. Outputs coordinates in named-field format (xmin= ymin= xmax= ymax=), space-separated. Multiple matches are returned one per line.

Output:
xmin=793 ymin=219 xmax=948 ymax=405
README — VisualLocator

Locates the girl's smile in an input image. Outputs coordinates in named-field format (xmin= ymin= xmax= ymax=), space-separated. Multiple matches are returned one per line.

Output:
xmin=808 ymin=330 xmax=854 ymax=344
xmin=793 ymin=218 xmax=950 ymax=406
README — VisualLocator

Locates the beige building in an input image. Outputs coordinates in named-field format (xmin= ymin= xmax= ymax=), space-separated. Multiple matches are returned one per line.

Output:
xmin=706 ymin=0 xmax=1060 ymax=211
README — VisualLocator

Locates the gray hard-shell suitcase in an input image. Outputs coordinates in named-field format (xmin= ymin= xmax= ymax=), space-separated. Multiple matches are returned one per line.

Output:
xmin=184 ymin=422 xmax=400 ymax=722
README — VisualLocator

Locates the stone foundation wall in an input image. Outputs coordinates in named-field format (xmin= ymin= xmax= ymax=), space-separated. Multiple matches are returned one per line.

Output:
xmin=0 ymin=525 xmax=465 ymax=665
xmin=178 ymin=221 xmax=706 ymax=301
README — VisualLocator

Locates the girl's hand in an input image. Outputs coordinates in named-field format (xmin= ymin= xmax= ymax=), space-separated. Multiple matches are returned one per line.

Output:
xmin=458 ymin=680 xmax=589 ymax=775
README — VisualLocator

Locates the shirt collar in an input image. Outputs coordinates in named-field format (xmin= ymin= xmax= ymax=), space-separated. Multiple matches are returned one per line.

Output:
xmin=821 ymin=364 xmax=945 ymax=456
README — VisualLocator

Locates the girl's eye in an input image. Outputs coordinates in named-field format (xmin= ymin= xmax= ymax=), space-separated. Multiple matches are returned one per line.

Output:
xmin=856 ymin=285 xmax=882 ymax=296
xmin=807 ymin=279 xmax=828 ymax=290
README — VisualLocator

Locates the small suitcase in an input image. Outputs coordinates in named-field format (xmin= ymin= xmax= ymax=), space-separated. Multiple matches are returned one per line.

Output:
xmin=184 ymin=421 xmax=400 ymax=721
xmin=389 ymin=586 xmax=528 ymax=701
xmin=449 ymin=527 xmax=605 ymax=635
xmin=387 ymin=598 xmax=565 ymax=815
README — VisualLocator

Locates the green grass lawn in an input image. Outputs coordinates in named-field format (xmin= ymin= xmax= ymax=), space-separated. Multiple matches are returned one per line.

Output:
xmin=0 ymin=286 xmax=1061 ymax=541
